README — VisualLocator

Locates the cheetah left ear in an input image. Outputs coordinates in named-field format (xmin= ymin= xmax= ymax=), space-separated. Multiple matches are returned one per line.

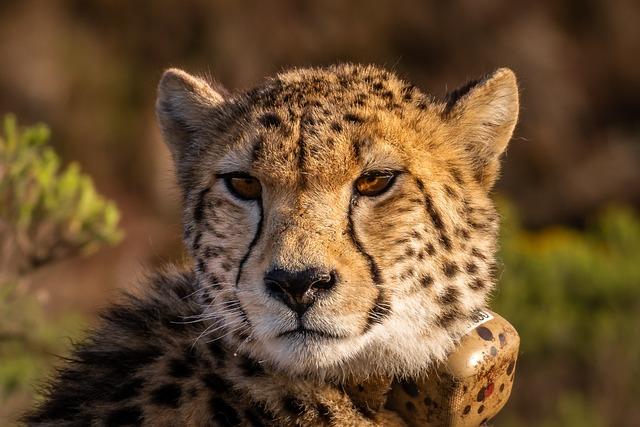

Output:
xmin=443 ymin=68 xmax=519 ymax=189
xmin=156 ymin=68 xmax=227 ymax=186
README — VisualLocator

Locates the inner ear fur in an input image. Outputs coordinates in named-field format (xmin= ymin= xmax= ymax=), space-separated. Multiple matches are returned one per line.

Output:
xmin=443 ymin=68 xmax=519 ymax=189
xmin=155 ymin=68 xmax=226 ymax=176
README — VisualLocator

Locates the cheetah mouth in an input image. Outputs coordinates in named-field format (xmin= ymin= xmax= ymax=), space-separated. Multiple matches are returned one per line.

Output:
xmin=277 ymin=327 xmax=347 ymax=340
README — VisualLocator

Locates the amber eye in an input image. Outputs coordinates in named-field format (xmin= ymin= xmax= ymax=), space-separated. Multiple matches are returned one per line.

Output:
xmin=223 ymin=174 xmax=262 ymax=200
xmin=355 ymin=172 xmax=397 ymax=197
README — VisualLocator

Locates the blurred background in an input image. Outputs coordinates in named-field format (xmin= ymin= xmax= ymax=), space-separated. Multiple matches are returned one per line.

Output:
xmin=1 ymin=0 xmax=639 ymax=425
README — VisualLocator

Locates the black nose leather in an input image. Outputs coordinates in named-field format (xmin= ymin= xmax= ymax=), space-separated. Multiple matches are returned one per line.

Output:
xmin=264 ymin=267 xmax=337 ymax=315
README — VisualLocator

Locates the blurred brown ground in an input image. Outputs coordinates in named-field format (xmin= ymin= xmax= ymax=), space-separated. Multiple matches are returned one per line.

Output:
xmin=1 ymin=0 xmax=639 ymax=424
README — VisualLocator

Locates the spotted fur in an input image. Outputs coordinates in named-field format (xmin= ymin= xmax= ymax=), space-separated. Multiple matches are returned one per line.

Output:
xmin=26 ymin=64 xmax=518 ymax=426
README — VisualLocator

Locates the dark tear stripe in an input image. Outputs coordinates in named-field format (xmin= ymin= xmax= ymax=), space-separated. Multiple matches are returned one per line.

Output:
xmin=232 ymin=199 xmax=264 ymax=330
xmin=234 ymin=199 xmax=264 ymax=288
xmin=347 ymin=197 xmax=390 ymax=332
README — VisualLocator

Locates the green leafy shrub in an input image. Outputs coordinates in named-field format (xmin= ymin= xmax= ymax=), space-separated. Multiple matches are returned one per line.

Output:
xmin=0 ymin=115 xmax=123 ymax=420
xmin=494 ymin=202 xmax=640 ymax=426
xmin=0 ymin=114 xmax=122 ymax=273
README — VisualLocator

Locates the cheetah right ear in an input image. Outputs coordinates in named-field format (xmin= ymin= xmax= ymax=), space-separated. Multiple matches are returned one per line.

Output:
xmin=442 ymin=68 xmax=519 ymax=189
xmin=156 ymin=69 xmax=226 ymax=171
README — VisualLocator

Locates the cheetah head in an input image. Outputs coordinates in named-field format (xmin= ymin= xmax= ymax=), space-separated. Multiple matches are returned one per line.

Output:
xmin=156 ymin=64 xmax=518 ymax=380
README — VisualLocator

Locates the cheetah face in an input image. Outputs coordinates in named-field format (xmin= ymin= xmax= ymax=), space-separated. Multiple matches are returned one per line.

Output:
xmin=156 ymin=65 xmax=518 ymax=379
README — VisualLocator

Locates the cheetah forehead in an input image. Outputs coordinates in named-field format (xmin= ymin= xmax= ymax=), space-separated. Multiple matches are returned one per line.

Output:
xmin=215 ymin=65 xmax=439 ymax=187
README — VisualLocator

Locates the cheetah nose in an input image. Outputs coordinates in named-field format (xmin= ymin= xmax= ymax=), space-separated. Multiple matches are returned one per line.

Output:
xmin=264 ymin=267 xmax=337 ymax=315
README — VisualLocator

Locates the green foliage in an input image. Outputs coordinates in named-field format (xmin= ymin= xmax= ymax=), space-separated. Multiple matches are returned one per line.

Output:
xmin=494 ymin=202 xmax=640 ymax=426
xmin=0 ymin=115 xmax=123 ymax=420
xmin=0 ymin=114 xmax=122 ymax=272
xmin=0 ymin=281 xmax=84 ymax=397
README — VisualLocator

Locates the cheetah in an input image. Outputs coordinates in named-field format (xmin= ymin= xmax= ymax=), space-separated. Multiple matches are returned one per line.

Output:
xmin=26 ymin=64 xmax=519 ymax=426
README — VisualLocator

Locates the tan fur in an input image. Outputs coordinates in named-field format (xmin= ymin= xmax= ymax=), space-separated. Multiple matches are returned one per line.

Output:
xmin=27 ymin=64 xmax=518 ymax=426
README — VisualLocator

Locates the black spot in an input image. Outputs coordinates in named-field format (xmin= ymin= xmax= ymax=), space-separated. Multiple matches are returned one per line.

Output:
xmin=490 ymin=346 xmax=498 ymax=356
xmin=444 ymin=185 xmax=458 ymax=198
xmin=353 ymin=139 xmax=365 ymax=161
xmin=259 ymin=113 xmax=282 ymax=129
xmin=436 ymin=309 xmax=459 ymax=328
xmin=204 ymin=246 xmax=219 ymax=259
xmin=438 ymin=287 xmax=460 ymax=305
xmin=150 ymin=383 xmax=182 ymax=408
xmin=471 ymin=247 xmax=486 ymax=260
xmin=106 ymin=406 xmax=143 ymax=426
xmin=450 ymin=167 xmax=464 ymax=185
xmin=207 ymin=274 xmax=221 ymax=290
xmin=463 ymin=405 xmax=471 ymax=415
xmin=108 ymin=377 xmax=145 ymax=402
xmin=420 ymin=274 xmax=434 ymax=288
xmin=373 ymin=81 xmax=384 ymax=90
xmin=476 ymin=326 xmax=494 ymax=341
xmin=239 ymin=355 xmax=265 ymax=377
xmin=466 ymin=263 xmax=478 ymax=274
xmin=317 ymin=403 xmax=333 ymax=423
xmin=478 ymin=405 xmax=485 ymax=414
xmin=201 ymin=373 xmax=232 ymax=394
xmin=405 ymin=401 xmax=416 ymax=412
xmin=442 ymin=261 xmax=459 ymax=278
xmin=354 ymin=401 xmax=376 ymax=419
xmin=401 ymin=268 xmax=414 ymax=280
xmin=499 ymin=383 xmax=505 ymax=392
xmin=469 ymin=278 xmax=486 ymax=291
xmin=330 ymin=122 xmax=342 ymax=132
xmin=168 ymin=358 xmax=194 ymax=378
xmin=244 ymin=409 xmax=266 ymax=427
xmin=250 ymin=404 xmax=276 ymax=425
xmin=197 ymin=259 xmax=207 ymax=273
xmin=283 ymin=396 xmax=305 ymax=415
xmin=210 ymin=397 xmax=241 ymax=426
xmin=343 ymin=113 xmax=365 ymax=124
xmin=439 ymin=233 xmax=452 ymax=251
xmin=507 ymin=360 xmax=515 ymax=375
xmin=400 ymin=379 xmax=420 ymax=397
xmin=456 ymin=228 xmax=471 ymax=240
xmin=425 ymin=243 xmax=436 ymax=256
xmin=251 ymin=136 xmax=265 ymax=162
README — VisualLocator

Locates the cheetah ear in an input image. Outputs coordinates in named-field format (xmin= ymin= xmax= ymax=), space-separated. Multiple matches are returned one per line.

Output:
xmin=443 ymin=68 xmax=519 ymax=189
xmin=156 ymin=68 xmax=226 ymax=170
